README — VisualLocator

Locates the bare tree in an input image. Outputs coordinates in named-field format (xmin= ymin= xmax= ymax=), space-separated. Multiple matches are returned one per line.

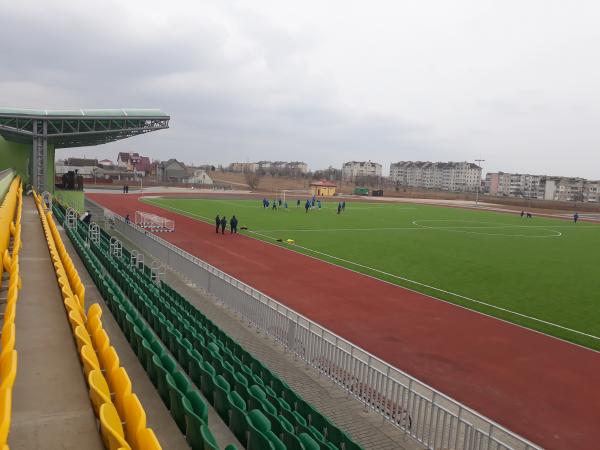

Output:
xmin=244 ymin=171 xmax=262 ymax=190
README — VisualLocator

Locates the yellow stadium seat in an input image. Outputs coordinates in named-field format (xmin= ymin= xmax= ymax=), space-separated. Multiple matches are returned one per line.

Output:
xmin=99 ymin=402 xmax=131 ymax=450
xmin=74 ymin=325 xmax=92 ymax=354
xmin=109 ymin=367 xmax=132 ymax=419
xmin=2 ymin=251 xmax=11 ymax=273
xmin=2 ymin=302 xmax=15 ymax=327
xmin=100 ymin=346 xmax=120 ymax=379
xmin=123 ymin=394 xmax=146 ymax=449
xmin=68 ymin=309 xmax=85 ymax=332
xmin=81 ymin=345 xmax=100 ymax=378
xmin=88 ymin=369 xmax=112 ymax=417
xmin=92 ymin=328 xmax=110 ymax=356
xmin=64 ymin=296 xmax=85 ymax=320
xmin=87 ymin=314 xmax=102 ymax=338
xmin=0 ymin=324 xmax=15 ymax=359
xmin=88 ymin=303 xmax=103 ymax=321
xmin=0 ymin=350 xmax=17 ymax=392
xmin=137 ymin=428 xmax=161 ymax=450
xmin=0 ymin=387 xmax=12 ymax=445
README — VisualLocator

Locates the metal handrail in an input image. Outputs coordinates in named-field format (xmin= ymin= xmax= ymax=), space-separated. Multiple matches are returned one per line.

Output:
xmin=91 ymin=199 xmax=541 ymax=450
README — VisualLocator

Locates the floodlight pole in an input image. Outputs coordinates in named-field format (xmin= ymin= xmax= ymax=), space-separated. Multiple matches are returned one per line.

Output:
xmin=475 ymin=159 xmax=485 ymax=206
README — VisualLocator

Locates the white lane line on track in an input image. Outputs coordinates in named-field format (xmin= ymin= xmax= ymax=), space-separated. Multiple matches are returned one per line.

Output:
xmin=143 ymin=199 xmax=600 ymax=344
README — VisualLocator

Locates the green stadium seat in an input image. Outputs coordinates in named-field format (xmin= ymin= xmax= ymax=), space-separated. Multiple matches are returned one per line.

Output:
xmin=166 ymin=372 xmax=192 ymax=433
xmin=227 ymin=391 xmax=248 ymax=446
xmin=200 ymin=424 xmax=220 ymax=450
xmin=246 ymin=410 xmax=275 ymax=450
xmin=299 ymin=432 xmax=321 ymax=450
xmin=248 ymin=385 xmax=267 ymax=411
xmin=188 ymin=351 xmax=204 ymax=386
xmin=199 ymin=360 xmax=216 ymax=401
xmin=213 ymin=374 xmax=231 ymax=423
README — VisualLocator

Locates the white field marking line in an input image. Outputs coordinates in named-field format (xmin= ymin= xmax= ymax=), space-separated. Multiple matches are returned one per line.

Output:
xmin=246 ymin=229 xmax=600 ymax=342
xmin=411 ymin=220 xmax=562 ymax=238
xmin=252 ymin=224 xmax=599 ymax=233
xmin=254 ymin=226 xmax=427 ymax=232
xmin=145 ymin=199 xmax=600 ymax=343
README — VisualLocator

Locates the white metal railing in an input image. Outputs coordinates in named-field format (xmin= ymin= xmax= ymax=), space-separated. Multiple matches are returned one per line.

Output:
xmin=91 ymin=199 xmax=541 ymax=450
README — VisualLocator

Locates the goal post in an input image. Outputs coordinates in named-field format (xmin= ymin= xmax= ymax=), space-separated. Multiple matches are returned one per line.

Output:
xmin=275 ymin=189 xmax=313 ymax=207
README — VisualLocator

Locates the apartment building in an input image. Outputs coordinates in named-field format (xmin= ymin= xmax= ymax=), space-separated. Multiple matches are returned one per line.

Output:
xmin=485 ymin=172 xmax=600 ymax=202
xmin=229 ymin=162 xmax=259 ymax=173
xmin=342 ymin=161 xmax=382 ymax=181
xmin=485 ymin=172 xmax=544 ymax=198
xmin=390 ymin=161 xmax=482 ymax=192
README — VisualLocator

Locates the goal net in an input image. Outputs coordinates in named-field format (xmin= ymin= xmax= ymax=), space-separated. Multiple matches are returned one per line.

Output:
xmin=275 ymin=189 xmax=314 ymax=207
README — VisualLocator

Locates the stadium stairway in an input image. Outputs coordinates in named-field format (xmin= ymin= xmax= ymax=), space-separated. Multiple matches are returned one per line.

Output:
xmin=55 ymin=201 xmax=369 ymax=450
xmin=9 ymin=195 xmax=104 ymax=449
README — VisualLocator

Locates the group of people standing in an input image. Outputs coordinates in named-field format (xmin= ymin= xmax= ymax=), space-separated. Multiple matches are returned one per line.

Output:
xmin=122 ymin=185 xmax=130 ymax=194
xmin=215 ymin=214 xmax=239 ymax=234
xmin=263 ymin=198 xmax=288 ymax=210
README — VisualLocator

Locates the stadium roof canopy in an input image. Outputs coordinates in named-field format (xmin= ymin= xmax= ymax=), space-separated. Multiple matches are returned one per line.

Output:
xmin=0 ymin=108 xmax=170 ymax=148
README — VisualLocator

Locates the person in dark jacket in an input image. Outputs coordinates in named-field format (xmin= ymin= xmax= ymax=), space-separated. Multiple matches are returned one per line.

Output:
xmin=305 ymin=199 xmax=310 ymax=213
xmin=230 ymin=215 xmax=238 ymax=234
xmin=337 ymin=202 xmax=342 ymax=214
xmin=220 ymin=216 xmax=227 ymax=234
xmin=82 ymin=210 xmax=92 ymax=224
xmin=215 ymin=215 xmax=220 ymax=234
xmin=574 ymin=212 xmax=579 ymax=223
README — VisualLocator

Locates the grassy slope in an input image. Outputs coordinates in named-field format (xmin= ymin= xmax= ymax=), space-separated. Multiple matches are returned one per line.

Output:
xmin=145 ymin=197 xmax=600 ymax=350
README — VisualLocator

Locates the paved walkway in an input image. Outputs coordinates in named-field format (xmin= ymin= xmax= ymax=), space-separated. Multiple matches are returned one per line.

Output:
xmin=113 ymin=229 xmax=422 ymax=450
xmin=10 ymin=197 xmax=103 ymax=450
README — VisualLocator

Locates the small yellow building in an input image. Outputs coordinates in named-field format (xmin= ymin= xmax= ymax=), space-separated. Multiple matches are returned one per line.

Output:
xmin=310 ymin=180 xmax=337 ymax=196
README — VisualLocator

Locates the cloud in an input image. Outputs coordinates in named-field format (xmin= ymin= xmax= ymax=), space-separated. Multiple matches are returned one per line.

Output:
xmin=1 ymin=0 xmax=599 ymax=177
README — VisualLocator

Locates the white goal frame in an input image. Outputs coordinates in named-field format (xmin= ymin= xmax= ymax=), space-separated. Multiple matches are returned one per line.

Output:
xmin=275 ymin=189 xmax=313 ymax=207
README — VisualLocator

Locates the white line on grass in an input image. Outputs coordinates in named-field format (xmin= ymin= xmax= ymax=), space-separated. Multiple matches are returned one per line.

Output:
xmin=143 ymin=198 xmax=600 ymax=344
xmin=247 ymin=229 xmax=600 ymax=343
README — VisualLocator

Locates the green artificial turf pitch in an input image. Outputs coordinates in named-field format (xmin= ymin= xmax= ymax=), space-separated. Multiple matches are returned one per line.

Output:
xmin=143 ymin=196 xmax=600 ymax=351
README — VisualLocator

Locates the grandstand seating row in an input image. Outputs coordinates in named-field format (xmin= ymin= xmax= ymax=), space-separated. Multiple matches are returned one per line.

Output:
xmin=54 ymin=201 xmax=363 ymax=450
xmin=0 ymin=177 xmax=22 ymax=449
xmin=33 ymin=192 xmax=161 ymax=450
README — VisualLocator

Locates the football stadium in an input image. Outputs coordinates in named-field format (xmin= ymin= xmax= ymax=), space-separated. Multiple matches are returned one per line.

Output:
xmin=1 ymin=6 xmax=599 ymax=450
xmin=0 ymin=93 xmax=599 ymax=450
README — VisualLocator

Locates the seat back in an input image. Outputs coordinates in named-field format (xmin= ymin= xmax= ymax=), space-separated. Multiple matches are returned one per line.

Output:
xmin=110 ymin=367 xmax=132 ymax=418
xmin=0 ymin=324 xmax=15 ymax=359
xmin=0 ymin=386 xmax=12 ymax=444
xmin=99 ymin=402 xmax=131 ymax=450
xmin=88 ymin=369 xmax=112 ymax=416
xmin=87 ymin=313 xmax=102 ymax=337
xmin=92 ymin=328 xmax=111 ymax=356
xmin=123 ymin=393 xmax=146 ymax=449
xmin=100 ymin=345 xmax=120 ymax=378
xmin=74 ymin=325 xmax=92 ymax=353
xmin=81 ymin=344 xmax=100 ymax=378
xmin=0 ymin=350 xmax=17 ymax=391
xmin=137 ymin=427 xmax=161 ymax=450
xmin=87 ymin=302 xmax=103 ymax=321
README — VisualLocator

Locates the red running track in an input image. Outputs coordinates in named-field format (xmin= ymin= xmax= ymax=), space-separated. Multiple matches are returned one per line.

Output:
xmin=90 ymin=193 xmax=600 ymax=450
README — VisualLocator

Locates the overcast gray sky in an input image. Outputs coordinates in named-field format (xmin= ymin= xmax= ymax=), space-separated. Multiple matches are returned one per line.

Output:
xmin=1 ymin=0 xmax=599 ymax=177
